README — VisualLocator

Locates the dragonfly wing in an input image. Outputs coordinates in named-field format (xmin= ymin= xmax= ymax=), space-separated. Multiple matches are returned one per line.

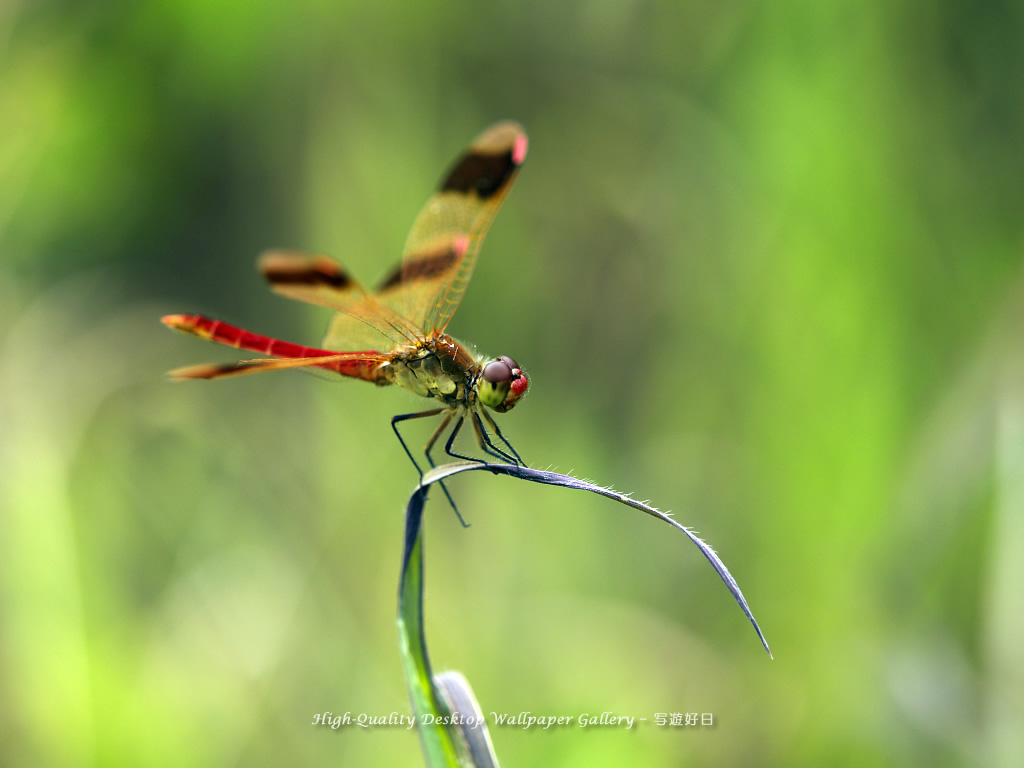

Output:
xmin=260 ymin=250 xmax=366 ymax=311
xmin=319 ymin=298 xmax=418 ymax=350
xmin=168 ymin=351 xmax=390 ymax=381
xmin=259 ymin=250 xmax=418 ymax=349
xmin=376 ymin=121 xmax=528 ymax=334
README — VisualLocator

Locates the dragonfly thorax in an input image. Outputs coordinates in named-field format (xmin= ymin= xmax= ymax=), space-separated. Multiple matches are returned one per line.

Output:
xmin=387 ymin=336 xmax=475 ymax=406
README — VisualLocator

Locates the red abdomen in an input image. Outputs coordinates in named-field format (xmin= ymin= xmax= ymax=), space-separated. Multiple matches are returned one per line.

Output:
xmin=162 ymin=314 xmax=383 ymax=381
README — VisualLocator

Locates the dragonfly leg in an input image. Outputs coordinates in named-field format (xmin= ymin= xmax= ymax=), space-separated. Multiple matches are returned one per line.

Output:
xmin=422 ymin=411 xmax=469 ymax=527
xmin=443 ymin=413 xmax=489 ymax=465
xmin=471 ymin=409 xmax=518 ymax=464
xmin=423 ymin=410 xmax=456 ymax=462
xmin=480 ymin=408 xmax=524 ymax=465
xmin=392 ymin=408 xmax=468 ymax=527
xmin=391 ymin=408 xmax=446 ymax=481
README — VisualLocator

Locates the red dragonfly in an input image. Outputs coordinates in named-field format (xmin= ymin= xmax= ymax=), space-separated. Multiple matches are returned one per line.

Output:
xmin=163 ymin=122 xmax=529 ymax=520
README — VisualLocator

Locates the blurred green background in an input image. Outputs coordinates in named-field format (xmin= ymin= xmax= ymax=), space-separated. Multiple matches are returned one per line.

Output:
xmin=2 ymin=1 xmax=1023 ymax=766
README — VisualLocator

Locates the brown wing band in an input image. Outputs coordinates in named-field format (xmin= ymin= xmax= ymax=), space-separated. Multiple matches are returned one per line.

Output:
xmin=377 ymin=241 xmax=462 ymax=292
xmin=441 ymin=149 xmax=520 ymax=199
xmin=261 ymin=254 xmax=354 ymax=289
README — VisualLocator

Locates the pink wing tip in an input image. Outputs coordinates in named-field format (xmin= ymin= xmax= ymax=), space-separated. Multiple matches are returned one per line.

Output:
xmin=513 ymin=133 xmax=528 ymax=165
xmin=452 ymin=234 xmax=471 ymax=256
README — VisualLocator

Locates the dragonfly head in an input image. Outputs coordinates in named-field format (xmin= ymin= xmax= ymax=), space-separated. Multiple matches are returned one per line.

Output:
xmin=477 ymin=356 xmax=528 ymax=413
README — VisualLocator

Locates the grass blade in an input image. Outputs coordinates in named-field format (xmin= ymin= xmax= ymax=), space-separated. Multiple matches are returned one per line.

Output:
xmin=418 ymin=462 xmax=772 ymax=657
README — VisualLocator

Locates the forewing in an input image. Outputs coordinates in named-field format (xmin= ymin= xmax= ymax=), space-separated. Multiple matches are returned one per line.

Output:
xmin=376 ymin=121 xmax=528 ymax=334
xmin=259 ymin=250 xmax=417 ymax=349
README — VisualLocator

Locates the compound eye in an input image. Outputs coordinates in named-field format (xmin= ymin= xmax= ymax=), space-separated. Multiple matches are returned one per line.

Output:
xmin=483 ymin=360 xmax=513 ymax=384
xmin=498 ymin=355 xmax=519 ymax=371
xmin=479 ymin=360 xmax=513 ymax=409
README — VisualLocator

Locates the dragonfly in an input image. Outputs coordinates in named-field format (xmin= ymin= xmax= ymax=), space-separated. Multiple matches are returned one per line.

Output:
xmin=162 ymin=122 xmax=530 ymax=523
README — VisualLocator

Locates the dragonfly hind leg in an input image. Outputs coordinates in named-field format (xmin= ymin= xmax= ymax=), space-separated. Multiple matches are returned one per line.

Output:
xmin=391 ymin=408 xmax=445 ymax=477
xmin=391 ymin=408 xmax=468 ymax=527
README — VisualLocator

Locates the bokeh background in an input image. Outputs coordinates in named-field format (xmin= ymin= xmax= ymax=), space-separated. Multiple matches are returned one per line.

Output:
xmin=2 ymin=1 xmax=1023 ymax=766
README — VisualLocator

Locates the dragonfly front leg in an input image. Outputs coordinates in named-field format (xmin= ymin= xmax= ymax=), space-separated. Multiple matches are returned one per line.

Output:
xmin=471 ymin=409 xmax=519 ymax=464
xmin=480 ymin=409 xmax=523 ymax=465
